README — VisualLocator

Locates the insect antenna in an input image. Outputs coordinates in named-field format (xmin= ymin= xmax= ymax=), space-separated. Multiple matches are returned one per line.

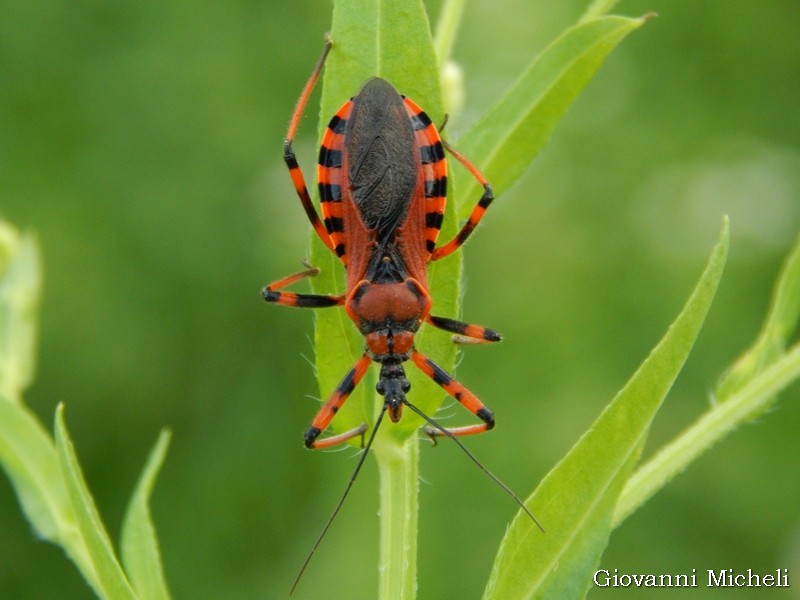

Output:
xmin=290 ymin=406 xmax=388 ymax=595
xmin=403 ymin=400 xmax=545 ymax=533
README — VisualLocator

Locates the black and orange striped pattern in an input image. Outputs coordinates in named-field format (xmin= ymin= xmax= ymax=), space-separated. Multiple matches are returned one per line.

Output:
xmin=316 ymin=88 xmax=449 ymax=270
xmin=263 ymin=38 xmax=507 ymax=451
xmin=305 ymin=353 xmax=371 ymax=448
xmin=426 ymin=314 xmax=501 ymax=343
xmin=317 ymin=100 xmax=353 ymax=263
xmin=430 ymin=140 xmax=495 ymax=261
xmin=261 ymin=265 xmax=343 ymax=309
xmin=410 ymin=351 xmax=495 ymax=437
xmin=402 ymin=95 xmax=448 ymax=257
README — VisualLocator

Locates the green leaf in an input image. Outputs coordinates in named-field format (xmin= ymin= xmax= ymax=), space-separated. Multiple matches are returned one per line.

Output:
xmin=0 ymin=226 xmax=67 ymax=545
xmin=579 ymin=0 xmax=623 ymax=22
xmin=55 ymin=404 xmax=138 ymax=600
xmin=0 ymin=223 xmax=41 ymax=400
xmin=483 ymin=220 xmax=729 ymax=600
xmin=615 ymin=227 xmax=800 ymax=526
xmin=453 ymin=15 xmax=649 ymax=218
xmin=308 ymin=0 xmax=458 ymax=443
xmin=433 ymin=0 xmax=466 ymax=67
xmin=615 ymin=342 xmax=800 ymax=529
xmin=0 ymin=396 xmax=75 ymax=549
xmin=121 ymin=430 xmax=172 ymax=600
xmin=715 ymin=229 xmax=800 ymax=402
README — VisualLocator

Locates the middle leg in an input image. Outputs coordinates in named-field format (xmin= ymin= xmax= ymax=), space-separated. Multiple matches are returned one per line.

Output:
xmin=426 ymin=314 xmax=501 ymax=344
xmin=262 ymin=264 xmax=344 ymax=308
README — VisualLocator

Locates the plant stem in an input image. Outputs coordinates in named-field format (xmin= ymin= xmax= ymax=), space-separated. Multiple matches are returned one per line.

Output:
xmin=374 ymin=434 xmax=419 ymax=600
xmin=614 ymin=342 xmax=800 ymax=527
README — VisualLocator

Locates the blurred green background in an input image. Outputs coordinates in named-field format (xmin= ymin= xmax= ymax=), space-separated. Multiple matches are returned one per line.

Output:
xmin=2 ymin=0 xmax=799 ymax=598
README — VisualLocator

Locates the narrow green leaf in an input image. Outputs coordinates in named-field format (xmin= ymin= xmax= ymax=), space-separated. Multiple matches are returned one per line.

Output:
xmin=483 ymin=221 xmax=729 ymax=600
xmin=433 ymin=0 xmax=466 ymax=67
xmin=616 ymin=229 xmax=800 ymax=526
xmin=121 ymin=430 xmax=172 ymax=600
xmin=715 ymin=230 xmax=800 ymax=402
xmin=1 ymin=396 xmax=108 ymax=596
xmin=0 ymin=223 xmax=41 ymax=400
xmin=433 ymin=0 xmax=468 ymax=119
xmin=579 ymin=0 xmax=623 ymax=23
xmin=453 ymin=15 xmax=648 ymax=218
xmin=0 ymin=396 xmax=75 ymax=547
xmin=55 ymin=404 xmax=138 ymax=600
xmin=0 ymin=225 xmax=67 ymax=545
xmin=0 ymin=223 xmax=101 ymax=593
xmin=309 ymin=0 xmax=458 ymax=443
xmin=615 ymin=341 xmax=800 ymax=528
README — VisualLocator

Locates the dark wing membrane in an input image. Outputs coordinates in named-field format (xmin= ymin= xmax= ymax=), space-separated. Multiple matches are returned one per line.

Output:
xmin=345 ymin=78 xmax=418 ymax=244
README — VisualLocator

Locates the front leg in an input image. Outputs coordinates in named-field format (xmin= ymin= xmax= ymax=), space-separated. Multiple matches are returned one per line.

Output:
xmin=262 ymin=265 xmax=344 ymax=308
xmin=304 ymin=353 xmax=372 ymax=449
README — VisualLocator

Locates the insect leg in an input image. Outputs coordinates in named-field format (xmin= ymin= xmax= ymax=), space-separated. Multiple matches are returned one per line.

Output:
xmin=262 ymin=265 xmax=344 ymax=308
xmin=431 ymin=140 xmax=494 ymax=261
xmin=304 ymin=353 xmax=372 ymax=449
xmin=410 ymin=350 xmax=494 ymax=438
xmin=284 ymin=36 xmax=338 ymax=254
xmin=426 ymin=314 xmax=502 ymax=344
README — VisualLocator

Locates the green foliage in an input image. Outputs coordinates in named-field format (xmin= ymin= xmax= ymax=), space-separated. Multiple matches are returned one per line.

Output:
xmin=715 ymin=231 xmax=800 ymax=403
xmin=1 ymin=1 xmax=799 ymax=599
xmin=453 ymin=14 xmax=650 ymax=215
xmin=614 ymin=229 xmax=800 ymax=527
xmin=0 ymin=223 xmax=39 ymax=400
xmin=120 ymin=431 xmax=172 ymax=600
xmin=485 ymin=221 xmax=728 ymax=599
xmin=54 ymin=405 xmax=139 ymax=599
xmin=0 ymin=224 xmax=171 ymax=600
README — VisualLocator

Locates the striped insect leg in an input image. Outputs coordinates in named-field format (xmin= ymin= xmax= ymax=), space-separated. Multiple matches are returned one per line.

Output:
xmin=283 ymin=37 xmax=337 ymax=254
xmin=262 ymin=265 xmax=344 ymax=308
xmin=431 ymin=140 xmax=495 ymax=261
xmin=426 ymin=314 xmax=502 ymax=344
xmin=305 ymin=353 xmax=372 ymax=449
xmin=410 ymin=351 xmax=495 ymax=438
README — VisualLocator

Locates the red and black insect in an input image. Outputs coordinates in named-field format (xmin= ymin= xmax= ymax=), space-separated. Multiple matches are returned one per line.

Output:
xmin=264 ymin=39 xmax=502 ymax=450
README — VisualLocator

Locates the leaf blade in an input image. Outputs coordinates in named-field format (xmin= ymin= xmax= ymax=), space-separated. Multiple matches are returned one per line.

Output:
xmin=121 ymin=430 xmax=172 ymax=600
xmin=0 ymin=224 xmax=41 ymax=400
xmin=715 ymin=229 xmax=800 ymax=401
xmin=453 ymin=15 xmax=648 ymax=217
xmin=617 ymin=228 xmax=800 ymax=525
xmin=55 ymin=404 xmax=138 ymax=600
xmin=483 ymin=220 xmax=729 ymax=600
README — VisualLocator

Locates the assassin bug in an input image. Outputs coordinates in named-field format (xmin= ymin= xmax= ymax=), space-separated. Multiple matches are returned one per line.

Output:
xmin=264 ymin=39 xmax=502 ymax=449
xmin=263 ymin=38 xmax=542 ymax=591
